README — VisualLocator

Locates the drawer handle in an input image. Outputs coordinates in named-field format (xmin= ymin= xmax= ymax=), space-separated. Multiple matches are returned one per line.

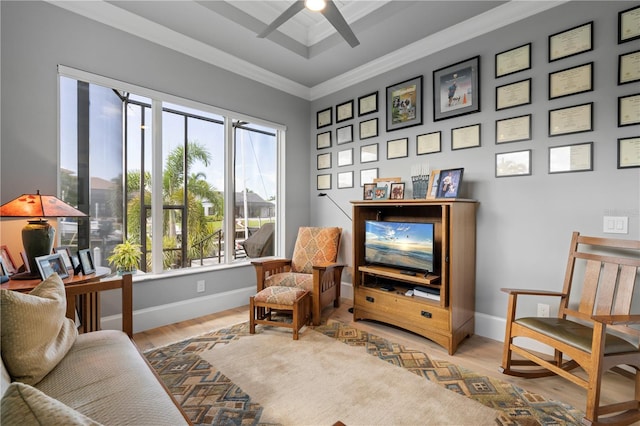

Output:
xmin=366 ymin=296 xmax=375 ymax=303
xmin=421 ymin=310 xmax=432 ymax=319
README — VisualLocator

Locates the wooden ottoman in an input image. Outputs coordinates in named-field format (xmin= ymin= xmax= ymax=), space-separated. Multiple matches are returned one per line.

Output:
xmin=249 ymin=286 xmax=310 ymax=340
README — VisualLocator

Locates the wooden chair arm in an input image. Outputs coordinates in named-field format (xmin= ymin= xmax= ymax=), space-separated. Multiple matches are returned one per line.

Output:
xmin=312 ymin=262 xmax=346 ymax=272
xmin=591 ymin=314 xmax=640 ymax=325
xmin=65 ymin=274 xmax=133 ymax=338
xmin=501 ymin=288 xmax=566 ymax=297
xmin=251 ymin=258 xmax=292 ymax=291
xmin=251 ymin=258 xmax=292 ymax=269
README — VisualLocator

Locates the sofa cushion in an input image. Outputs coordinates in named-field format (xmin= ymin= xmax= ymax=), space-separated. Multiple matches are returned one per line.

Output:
xmin=0 ymin=274 xmax=77 ymax=385
xmin=1 ymin=382 xmax=102 ymax=425
xmin=36 ymin=330 xmax=189 ymax=425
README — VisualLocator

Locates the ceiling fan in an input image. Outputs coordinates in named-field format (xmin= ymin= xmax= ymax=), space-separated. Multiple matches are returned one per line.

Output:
xmin=257 ymin=0 xmax=360 ymax=47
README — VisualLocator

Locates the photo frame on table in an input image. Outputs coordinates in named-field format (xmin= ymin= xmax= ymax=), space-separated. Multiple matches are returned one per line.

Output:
xmin=0 ymin=257 xmax=8 ymax=280
xmin=317 ymin=152 xmax=331 ymax=170
xmin=373 ymin=177 xmax=400 ymax=200
xmin=619 ymin=5 xmax=640 ymax=44
xmin=433 ymin=56 xmax=480 ymax=121
xmin=20 ymin=251 xmax=30 ymax=272
xmin=387 ymin=137 xmax=408 ymax=159
xmin=549 ymin=62 xmax=593 ymax=99
xmin=619 ymin=50 xmax=640 ymax=85
xmin=496 ymin=78 xmax=531 ymax=111
xmin=618 ymin=136 xmax=640 ymax=169
xmin=549 ymin=21 xmax=593 ymax=62
xmin=360 ymin=168 xmax=378 ymax=187
xmin=336 ymin=100 xmax=354 ymax=123
xmin=363 ymin=183 xmax=377 ymax=200
xmin=451 ymin=123 xmax=481 ymax=150
xmin=360 ymin=143 xmax=378 ymax=163
xmin=495 ymin=43 xmax=531 ymax=78
xmin=316 ymin=131 xmax=331 ymax=150
xmin=496 ymin=150 xmax=532 ymax=177
xmin=53 ymin=246 xmax=73 ymax=270
xmin=337 ymin=171 xmax=354 ymax=189
xmin=373 ymin=187 xmax=388 ymax=200
xmin=417 ymin=131 xmax=441 ymax=155
xmin=78 ymin=248 xmax=95 ymax=275
xmin=386 ymin=75 xmax=423 ymax=131
xmin=390 ymin=183 xmax=405 ymax=200
xmin=358 ymin=91 xmax=378 ymax=116
xmin=337 ymin=148 xmax=353 ymax=167
xmin=359 ymin=118 xmax=378 ymax=140
xmin=336 ymin=125 xmax=353 ymax=144
xmin=317 ymin=174 xmax=331 ymax=190
xmin=619 ymin=94 xmax=640 ymax=127
xmin=35 ymin=253 xmax=69 ymax=280
xmin=426 ymin=169 xmax=441 ymax=200
xmin=496 ymin=114 xmax=532 ymax=144
xmin=317 ymin=107 xmax=332 ymax=128
xmin=436 ymin=168 xmax=464 ymax=199
xmin=549 ymin=102 xmax=593 ymax=136
xmin=0 ymin=245 xmax=17 ymax=275
xmin=549 ymin=142 xmax=593 ymax=174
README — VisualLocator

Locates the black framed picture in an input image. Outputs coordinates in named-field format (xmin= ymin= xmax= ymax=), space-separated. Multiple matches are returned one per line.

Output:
xmin=317 ymin=107 xmax=332 ymax=129
xmin=336 ymin=100 xmax=354 ymax=123
xmin=433 ymin=56 xmax=480 ymax=121
xmin=35 ymin=253 xmax=69 ymax=280
xmin=436 ymin=168 xmax=464 ymax=198
xmin=619 ymin=50 xmax=640 ymax=85
xmin=495 ymin=43 xmax=531 ymax=78
xmin=549 ymin=21 xmax=593 ymax=62
xmin=78 ymin=248 xmax=95 ymax=275
xmin=358 ymin=91 xmax=378 ymax=116
xmin=619 ymin=94 xmax=640 ymax=127
xmin=618 ymin=5 xmax=640 ymax=44
xmin=386 ymin=76 xmax=423 ymax=131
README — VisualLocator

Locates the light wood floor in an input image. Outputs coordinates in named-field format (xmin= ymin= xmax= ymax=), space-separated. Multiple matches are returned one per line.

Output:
xmin=133 ymin=299 xmax=635 ymax=417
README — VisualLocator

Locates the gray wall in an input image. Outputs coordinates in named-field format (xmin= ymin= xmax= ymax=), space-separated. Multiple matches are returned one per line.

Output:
xmin=0 ymin=1 xmax=310 ymax=321
xmin=310 ymin=1 xmax=640 ymax=324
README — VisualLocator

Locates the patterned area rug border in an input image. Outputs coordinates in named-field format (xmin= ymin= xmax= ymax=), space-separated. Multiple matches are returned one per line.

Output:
xmin=144 ymin=320 xmax=584 ymax=426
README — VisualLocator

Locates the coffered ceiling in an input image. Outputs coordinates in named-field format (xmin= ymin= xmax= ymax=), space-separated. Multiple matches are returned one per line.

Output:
xmin=48 ymin=1 xmax=566 ymax=100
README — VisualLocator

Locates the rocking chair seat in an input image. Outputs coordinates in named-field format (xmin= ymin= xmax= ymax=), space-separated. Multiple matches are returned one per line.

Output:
xmin=516 ymin=317 xmax=637 ymax=355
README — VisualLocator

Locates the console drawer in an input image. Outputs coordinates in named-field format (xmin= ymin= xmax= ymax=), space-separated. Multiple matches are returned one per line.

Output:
xmin=355 ymin=288 xmax=449 ymax=331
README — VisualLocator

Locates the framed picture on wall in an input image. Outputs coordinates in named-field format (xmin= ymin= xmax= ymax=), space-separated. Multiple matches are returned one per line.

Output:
xmin=317 ymin=107 xmax=332 ymax=128
xmin=317 ymin=174 xmax=331 ymax=190
xmin=360 ymin=168 xmax=378 ymax=187
xmin=386 ymin=76 xmax=423 ymax=131
xmin=358 ymin=91 xmax=378 ymax=116
xmin=496 ymin=150 xmax=532 ymax=177
xmin=618 ymin=136 xmax=640 ymax=168
xmin=336 ymin=100 xmax=354 ymax=123
xmin=549 ymin=21 xmax=593 ymax=62
xmin=433 ymin=56 xmax=480 ymax=121
xmin=495 ymin=43 xmax=531 ymax=78
xmin=619 ymin=5 xmax=640 ymax=44
xmin=417 ymin=131 xmax=441 ymax=155
xmin=496 ymin=78 xmax=531 ymax=110
xmin=549 ymin=142 xmax=593 ymax=174
xmin=619 ymin=94 xmax=640 ymax=127
xmin=619 ymin=50 xmax=640 ymax=85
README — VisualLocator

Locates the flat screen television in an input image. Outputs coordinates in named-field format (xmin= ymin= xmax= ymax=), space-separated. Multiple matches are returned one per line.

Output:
xmin=364 ymin=220 xmax=435 ymax=274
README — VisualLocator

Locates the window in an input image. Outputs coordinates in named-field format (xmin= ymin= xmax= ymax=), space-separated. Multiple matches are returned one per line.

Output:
xmin=59 ymin=68 xmax=281 ymax=273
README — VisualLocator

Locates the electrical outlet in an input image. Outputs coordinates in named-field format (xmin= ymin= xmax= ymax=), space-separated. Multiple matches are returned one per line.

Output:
xmin=537 ymin=303 xmax=550 ymax=317
xmin=197 ymin=280 xmax=205 ymax=293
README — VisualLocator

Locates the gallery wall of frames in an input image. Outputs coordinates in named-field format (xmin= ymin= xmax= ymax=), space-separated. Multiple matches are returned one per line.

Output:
xmin=313 ymin=4 xmax=639 ymax=200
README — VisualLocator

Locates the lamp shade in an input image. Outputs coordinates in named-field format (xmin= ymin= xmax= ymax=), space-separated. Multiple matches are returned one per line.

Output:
xmin=0 ymin=191 xmax=86 ymax=218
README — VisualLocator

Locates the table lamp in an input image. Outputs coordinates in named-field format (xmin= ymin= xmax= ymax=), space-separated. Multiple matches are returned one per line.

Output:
xmin=0 ymin=190 xmax=87 ymax=280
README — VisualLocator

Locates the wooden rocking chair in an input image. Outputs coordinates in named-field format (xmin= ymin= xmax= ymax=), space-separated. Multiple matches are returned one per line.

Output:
xmin=500 ymin=232 xmax=640 ymax=426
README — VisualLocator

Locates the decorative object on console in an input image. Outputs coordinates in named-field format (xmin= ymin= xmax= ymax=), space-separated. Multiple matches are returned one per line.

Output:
xmin=0 ymin=191 xmax=87 ymax=280
xmin=78 ymin=249 xmax=96 ymax=275
xmin=34 ymin=253 xmax=69 ymax=280
xmin=436 ymin=168 xmax=464 ymax=199
xmin=411 ymin=164 xmax=430 ymax=199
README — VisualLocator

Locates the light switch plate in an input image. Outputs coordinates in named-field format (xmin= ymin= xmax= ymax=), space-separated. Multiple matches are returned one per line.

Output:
xmin=603 ymin=216 xmax=628 ymax=234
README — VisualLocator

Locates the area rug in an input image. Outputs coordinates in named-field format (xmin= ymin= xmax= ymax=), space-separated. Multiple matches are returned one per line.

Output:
xmin=202 ymin=328 xmax=497 ymax=425
xmin=143 ymin=320 xmax=585 ymax=425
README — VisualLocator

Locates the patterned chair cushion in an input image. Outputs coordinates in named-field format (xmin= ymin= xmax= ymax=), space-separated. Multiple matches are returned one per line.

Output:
xmin=290 ymin=227 xmax=341 ymax=274
xmin=254 ymin=286 xmax=307 ymax=305
xmin=265 ymin=272 xmax=313 ymax=291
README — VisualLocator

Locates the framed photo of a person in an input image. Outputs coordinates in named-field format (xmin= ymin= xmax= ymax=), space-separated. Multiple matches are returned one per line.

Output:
xmin=53 ymin=246 xmax=74 ymax=270
xmin=317 ymin=107 xmax=332 ymax=129
xmin=358 ymin=91 xmax=378 ymax=116
xmin=35 ymin=253 xmax=69 ymax=280
xmin=0 ymin=245 xmax=17 ymax=275
xmin=78 ymin=248 xmax=95 ymax=275
xmin=336 ymin=100 xmax=354 ymax=123
xmin=0 ymin=257 xmax=8 ymax=280
xmin=363 ymin=183 xmax=377 ymax=200
xmin=390 ymin=182 xmax=405 ymax=200
xmin=373 ymin=186 xmax=388 ymax=200
xmin=495 ymin=43 xmax=531 ymax=78
xmin=433 ymin=56 xmax=480 ymax=121
xmin=619 ymin=5 xmax=640 ymax=44
xmin=386 ymin=76 xmax=423 ymax=131
xmin=436 ymin=168 xmax=463 ymax=198
xmin=549 ymin=21 xmax=593 ymax=62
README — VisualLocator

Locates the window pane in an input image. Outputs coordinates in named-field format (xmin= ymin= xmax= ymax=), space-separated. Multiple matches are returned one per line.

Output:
xmin=234 ymin=122 xmax=277 ymax=260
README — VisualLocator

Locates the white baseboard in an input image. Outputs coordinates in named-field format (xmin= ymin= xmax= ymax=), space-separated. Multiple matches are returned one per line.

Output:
xmin=102 ymin=286 xmax=255 ymax=333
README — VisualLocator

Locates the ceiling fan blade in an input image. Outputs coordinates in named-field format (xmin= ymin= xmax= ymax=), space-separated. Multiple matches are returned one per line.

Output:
xmin=321 ymin=0 xmax=360 ymax=47
xmin=257 ymin=0 xmax=306 ymax=39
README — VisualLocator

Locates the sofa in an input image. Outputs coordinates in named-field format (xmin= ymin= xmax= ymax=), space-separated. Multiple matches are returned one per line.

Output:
xmin=0 ymin=273 xmax=190 ymax=425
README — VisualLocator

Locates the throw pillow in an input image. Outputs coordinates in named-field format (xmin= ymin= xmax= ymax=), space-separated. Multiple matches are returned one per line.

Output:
xmin=1 ymin=382 xmax=102 ymax=425
xmin=1 ymin=274 xmax=78 ymax=385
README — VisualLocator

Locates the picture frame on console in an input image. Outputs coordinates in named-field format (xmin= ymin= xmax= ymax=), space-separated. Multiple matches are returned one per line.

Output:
xmin=0 ymin=245 xmax=17 ymax=275
xmin=436 ymin=168 xmax=463 ymax=199
xmin=35 ymin=253 xmax=69 ymax=280
xmin=78 ymin=248 xmax=95 ymax=275
xmin=53 ymin=246 xmax=74 ymax=270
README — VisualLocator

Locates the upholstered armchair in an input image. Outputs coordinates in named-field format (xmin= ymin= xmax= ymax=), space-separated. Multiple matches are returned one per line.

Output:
xmin=251 ymin=227 xmax=344 ymax=325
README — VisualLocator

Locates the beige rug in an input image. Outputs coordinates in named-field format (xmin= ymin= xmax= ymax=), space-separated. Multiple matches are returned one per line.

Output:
xmin=202 ymin=327 xmax=497 ymax=425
